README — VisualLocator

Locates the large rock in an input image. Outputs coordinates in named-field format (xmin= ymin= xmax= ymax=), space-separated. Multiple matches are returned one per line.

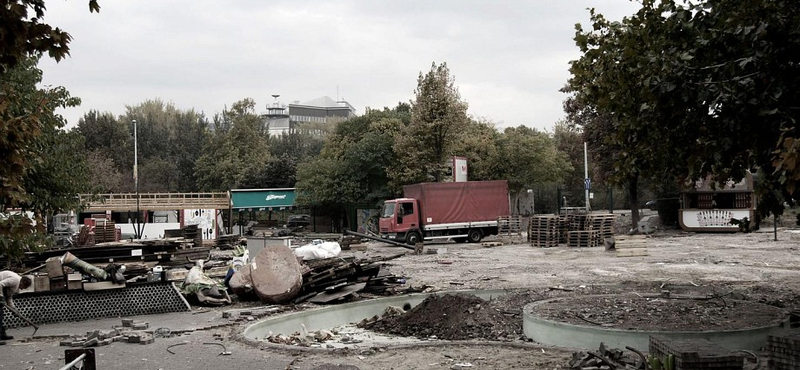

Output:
xmin=229 ymin=265 xmax=256 ymax=300
xmin=250 ymin=245 xmax=303 ymax=304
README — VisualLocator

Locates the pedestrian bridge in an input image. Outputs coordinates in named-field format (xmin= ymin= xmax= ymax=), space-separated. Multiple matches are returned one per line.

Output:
xmin=79 ymin=192 xmax=230 ymax=212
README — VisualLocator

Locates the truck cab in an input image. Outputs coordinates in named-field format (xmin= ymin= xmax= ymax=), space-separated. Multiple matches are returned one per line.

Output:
xmin=379 ymin=198 xmax=422 ymax=244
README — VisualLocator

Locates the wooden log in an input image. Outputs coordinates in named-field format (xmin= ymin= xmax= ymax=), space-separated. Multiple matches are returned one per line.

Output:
xmin=250 ymin=245 xmax=303 ymax=304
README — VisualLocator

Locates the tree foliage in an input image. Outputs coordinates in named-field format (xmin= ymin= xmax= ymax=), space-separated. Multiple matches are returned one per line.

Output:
xmin=389 ymin=62 xmax=469 ymax=186
xmin=296 ymin=106 xmax=407 ymax=209
xmin=0 ymin=0 xmax=99 ymax=76
xmin=1 ymin=55 xmax=90 ymax=263
xmin=567 ymin=0 xmax=800 ymax=221
xmin=195 ymin=98 xmax=269 ymax=191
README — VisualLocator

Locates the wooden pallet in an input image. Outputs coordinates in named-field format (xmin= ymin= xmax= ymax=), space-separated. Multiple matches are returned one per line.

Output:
xmin=529 ymin=215 xmax=560 ymax=248
xmin=612 ymin=235 xmax=650 ymax=257
xmin=586 ymin=214 xmax=615 ymax=239
xmin=567 ymin=230 xmax=600 ymax=248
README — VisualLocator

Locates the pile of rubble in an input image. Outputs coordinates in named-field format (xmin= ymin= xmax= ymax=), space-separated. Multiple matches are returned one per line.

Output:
xmin=60 ymin=319 xmax=156 ymax=348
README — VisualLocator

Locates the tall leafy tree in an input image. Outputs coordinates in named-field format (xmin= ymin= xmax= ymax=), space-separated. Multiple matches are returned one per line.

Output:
xmin=390 ymin=62 xmax=469 ymax=186
xmin=567 ymin=0 xmax=800 ymax=223
xmin=195 ymin=98 xmax=270 ymax=191
xmin=296 ymin=105 xmax=407 ymax=209
xmin=1 ymin=56 xmax=90 ymax=263
xmin=493 ymin=126 xmax=572 ymax=213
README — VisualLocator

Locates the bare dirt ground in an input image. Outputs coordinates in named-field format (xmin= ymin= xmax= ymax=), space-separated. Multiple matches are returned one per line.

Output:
xmin=288 ymin=214 xmax=800 ymax=369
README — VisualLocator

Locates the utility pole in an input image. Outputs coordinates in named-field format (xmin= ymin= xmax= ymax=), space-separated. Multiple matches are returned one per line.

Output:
xmin=584 ymin=142 xmax=590 ymax=212
xmin=133 ymin=119 xmax=141 ymax=239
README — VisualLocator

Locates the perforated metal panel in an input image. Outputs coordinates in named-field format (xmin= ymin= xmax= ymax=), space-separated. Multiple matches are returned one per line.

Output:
xmin=2 ymin=282 xmax=190 ymax=329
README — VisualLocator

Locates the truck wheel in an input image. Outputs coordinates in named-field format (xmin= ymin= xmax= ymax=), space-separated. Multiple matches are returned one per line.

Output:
xmin=406 ymin=231 xmax=421 ymax=245
xmin=467 ymin=229 xmax=483 ymax=243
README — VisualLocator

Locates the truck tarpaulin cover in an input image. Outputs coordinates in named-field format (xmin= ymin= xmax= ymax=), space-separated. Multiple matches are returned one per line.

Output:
xmin=402 ymin=180 xmax=510 ymax=225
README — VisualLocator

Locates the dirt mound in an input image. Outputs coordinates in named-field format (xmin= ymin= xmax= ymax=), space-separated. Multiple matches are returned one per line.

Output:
xmin=362 ymin=293 xmax=520 ymax=341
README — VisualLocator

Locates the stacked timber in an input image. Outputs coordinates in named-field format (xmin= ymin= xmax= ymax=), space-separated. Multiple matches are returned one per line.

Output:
xmin=558 ymin=215 xmax=570 ymax=243
xmin=94 ymin=220 xmax=118 ymax=243
xmin=15 ymin=237 xmax=209 ymax=268
xmin=567 ymin=230 xmax=600 ymax=248
xmin=294 ymin=253 xmax=408 ymax=304
xmin=612 ymin=235 xmax=650 ymax=257
xmin=587 ymin=214 xmax=615 ymax=240
xmin=498 ymin=216 xmax=523 ymax=237
xmin=215 ymin=234 xmax=243 ymax=249
xmin=182 ymin=225 xmax=202 ymax=247
xmin=767 ymin=332 xmax=800 ymax=370
xmin=570 ymin=214 xmax=588 ymax=231
xmin=528 ymin=215 xmax=560 ymax=248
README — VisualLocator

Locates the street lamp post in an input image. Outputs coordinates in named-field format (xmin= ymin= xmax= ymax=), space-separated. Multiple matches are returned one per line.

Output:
xmin=133 ymin=119 xmax=141 ymax=239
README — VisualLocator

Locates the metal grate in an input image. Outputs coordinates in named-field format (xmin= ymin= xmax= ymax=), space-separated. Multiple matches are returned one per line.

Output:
xmin=3 ymin=282 xmax=190 ymax=329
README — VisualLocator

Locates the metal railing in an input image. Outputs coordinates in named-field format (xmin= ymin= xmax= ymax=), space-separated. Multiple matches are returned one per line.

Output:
xmin=79 ymin=192 xmax=230 ymax=211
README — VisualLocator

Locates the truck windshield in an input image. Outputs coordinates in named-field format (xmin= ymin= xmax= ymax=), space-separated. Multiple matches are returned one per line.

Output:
xmin=381 ymin=203 xmax=396 ymax=218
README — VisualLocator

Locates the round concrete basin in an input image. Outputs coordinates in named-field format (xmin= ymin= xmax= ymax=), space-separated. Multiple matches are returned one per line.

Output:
xmin=523 ymin=295 xmax=789 ymax=351
xmin=243 ymin=289 xmax=507 ymax=341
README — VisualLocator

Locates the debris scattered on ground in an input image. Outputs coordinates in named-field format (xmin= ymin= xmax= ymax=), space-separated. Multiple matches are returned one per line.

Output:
xmin=180 ymin=260 xmax=232 ymax=306
xmin=60 ymin=320 xmax=160 ymax=347
xmin=569 ymin=343 xmax=646 ymax=370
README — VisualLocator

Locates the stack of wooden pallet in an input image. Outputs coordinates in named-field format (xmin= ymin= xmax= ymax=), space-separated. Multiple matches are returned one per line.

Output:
xmin=94 ymin=220 xmax=118 ymax=243
xmin=528 ymin=215 xmax=560 ymax=248
xmin=570 ymin=214 xmax=588 ymax=231
xmin=558 ymin=215 xmax=571 ymax=243
xmin=498 ymin=215 xmax=523 ymax=237
xmin=587 ymin=214 xmax=615 ymax=241
xmin=567 ymin=229 xmax=600 ymax=248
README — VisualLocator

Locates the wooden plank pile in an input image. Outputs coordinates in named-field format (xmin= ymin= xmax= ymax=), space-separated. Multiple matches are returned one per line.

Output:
xmin=567 ymin=230 xmax=601 ymax=248
xmin=294 ymin=253 xmax=408 ymax=304
xmin=611 ymin=235 xmax=650 ymax=257
xmin=529 ymin=215 xmax=560 ymax=248
xmin=569 ymin=343 xmax=645 ymax=369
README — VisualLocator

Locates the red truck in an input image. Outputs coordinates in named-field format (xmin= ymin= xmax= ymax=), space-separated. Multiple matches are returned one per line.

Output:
xmin=379 ymin=180 xmax=510 ymax=244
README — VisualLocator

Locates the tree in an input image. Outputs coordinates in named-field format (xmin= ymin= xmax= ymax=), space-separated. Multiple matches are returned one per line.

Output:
xmin=567 ymin=0 xmax=800 ymax=224
xmin=1 ymin=1 xmax=99 ymax=265
xmin=389 ymin=62 xmax=470 ymax=186
xmin=0 ymin=0 xmax=99 ymax=76
xmin=1 ymin=55 xmax=90 ymax=263
xmin=194 ymin=98 xmax=270 ymax=191
xmin=493 ymin=126 xmax=572 ymax=214
xmin=296 ymin=106 xmax=407 ymax=209
xmin=450 ymin=119 xmax=501 ymax=182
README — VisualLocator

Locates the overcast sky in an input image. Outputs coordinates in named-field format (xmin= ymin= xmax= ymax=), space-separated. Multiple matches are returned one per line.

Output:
xmin=38 ymin=1 xmax=640 ymax=131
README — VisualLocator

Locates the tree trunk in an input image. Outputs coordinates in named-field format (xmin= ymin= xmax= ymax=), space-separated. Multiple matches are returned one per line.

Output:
xmin=628 ymin=174 xmax=640 ymax=232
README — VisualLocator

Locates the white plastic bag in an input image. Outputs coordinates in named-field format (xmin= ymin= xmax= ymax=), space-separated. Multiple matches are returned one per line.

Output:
xmin=293 ymin=239 xmax=341 ymax=260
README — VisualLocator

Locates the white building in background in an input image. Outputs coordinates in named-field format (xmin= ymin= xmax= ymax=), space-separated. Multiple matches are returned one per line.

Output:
xmin=262 ymin=96 xmax=357 ymax=136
